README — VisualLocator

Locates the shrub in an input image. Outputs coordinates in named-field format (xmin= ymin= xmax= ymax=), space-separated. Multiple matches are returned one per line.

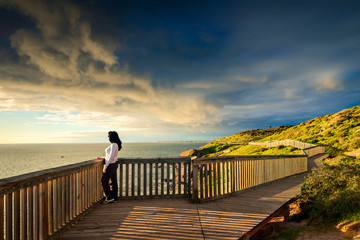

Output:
xmin=298 ymin=156 xmax=360 ymax=223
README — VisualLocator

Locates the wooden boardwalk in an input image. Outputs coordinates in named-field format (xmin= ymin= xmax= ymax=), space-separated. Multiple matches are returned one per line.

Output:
xmin=56 ymin=175 xmax=305 ymax=239
xmin=56 ymin=154 xmax=326 ymax=240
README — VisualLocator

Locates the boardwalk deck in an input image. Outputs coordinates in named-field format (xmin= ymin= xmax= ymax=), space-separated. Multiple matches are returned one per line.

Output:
xmin=56 ymin=154 xmax=326 ymax=239
xmin=57 ymin=173 xmax=306 ymax=240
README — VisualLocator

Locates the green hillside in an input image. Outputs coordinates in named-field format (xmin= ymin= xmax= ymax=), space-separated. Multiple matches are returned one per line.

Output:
xmin=261 ymin=105 xmax=360 ymax=157
xmin=189 ymin=126 xmax=293 ymax=157
xmin=189 ymin=105 xmax=360 ymax=158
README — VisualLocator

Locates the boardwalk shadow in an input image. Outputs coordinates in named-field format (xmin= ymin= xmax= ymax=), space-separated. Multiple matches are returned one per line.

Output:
xmin=58 ymin=174 xmax=305 ymax=240
xmin=57 ymin=198 xmax=203 ymax=239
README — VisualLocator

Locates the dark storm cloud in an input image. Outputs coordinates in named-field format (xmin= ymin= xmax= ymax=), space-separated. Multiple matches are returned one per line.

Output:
xmin=0 ymin=0 xmax=359 ymax=139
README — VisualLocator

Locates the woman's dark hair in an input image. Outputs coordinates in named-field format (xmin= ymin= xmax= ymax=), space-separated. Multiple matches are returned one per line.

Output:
xmin=108 ymin=131 xmax=122 ymax=150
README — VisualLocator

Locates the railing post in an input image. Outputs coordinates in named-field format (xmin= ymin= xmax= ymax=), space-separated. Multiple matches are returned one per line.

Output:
xmin=192 ymin=164 xmax=199 ymax=203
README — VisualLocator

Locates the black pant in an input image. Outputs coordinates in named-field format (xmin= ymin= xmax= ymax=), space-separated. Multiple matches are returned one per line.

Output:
xmin=101 ymin=163 xmax=118 ymax=200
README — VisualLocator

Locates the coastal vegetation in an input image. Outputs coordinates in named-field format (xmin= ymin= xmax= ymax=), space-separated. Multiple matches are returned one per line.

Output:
xmin=189 ymin=105 xmax=359 ymax=158
xmin=186 ymin=105 xmax=360 ymax=237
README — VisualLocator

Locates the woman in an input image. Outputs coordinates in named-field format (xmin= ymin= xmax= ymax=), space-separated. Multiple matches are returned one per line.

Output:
xmin=101 ymin=131 xmax=122 ymax=204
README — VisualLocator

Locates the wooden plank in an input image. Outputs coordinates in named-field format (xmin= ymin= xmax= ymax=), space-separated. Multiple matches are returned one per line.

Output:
xmin=167 ymin=163 xmax=170 ymax=195
xmin=144 ymin=164 xmax=147 ymax=196
xmin=89 ymin=170 xmax=93 ymax=205
xmin=81 ymin=173 xmax=85 ymax=213
xmin=34 ymin=185 xmax=39 ymax=240
xmin=227 ymin=162 xmax=230 ymax=194
xmin=217 ymin=162 xmax=221 ymax=196
xmin=14 ymin=190 xmax=20 ymax=240
xmin=188 ymin=162 xmax=191 ymax=195
xmin=27 ymin=187 xmax=33 ymax=239
xmin=204 ymin=165 xmax=208 ymax=199
xmin=125 ymin=164 xmax=129 ymax=197
xmin=5 ymin=193 xmax=12 ymax=240
xmin=200 ymin=165 xmax=204 ymax=200
xmin=38 ymin=184 xmax=44 ymax=240
xmin=58 ymin=178 xmax=62 ymax=228
xmin=192 ymin=165 xmax=199 ymax=203
xmin=209 ymin=163 xmax=213 ymax=198
xmin=236 ymin=161 xmax=239 ymax=191
xmin=119 ymin=163 xmax=123 ymax=197
xmin=213 ymin=163 xmax=217 ymax=197
xmin=70 ymin=174 xmax=74 ymax=219
xmin=84 ymin=170 xmax=88 ymax=209
xmin=172 ymin=163 xmax=176 ymax=195
xmin=43 ymin=182 xmax=49 ymax=238
xmin=47 ymin=181 xmax=53 ymax=235
xmin=137 ymin=163 xmax=141 ymax=197
xmin=232 ymin=161 xmax=235 ymax=192
xmin=178 ymin=163 xmax=181 ymax=195
xmin=76 ymin=173 xmax=80 ymax=217
xmin=220 ymin=162 xmax=224 ymax=195
xmin=161 ymin=163 xmax=164 ymax=195
xmin=66 ymin=175 xmax=70 ymax=223
xmin=184 ymin=163 xmax=187 ymax=195
xmin=0 ymin=195 xmax=4 ymax=240
xmin=155 ymin=163 xmax=159 ymax=196
xmin=131 ymin=164 xmax=135 ymax=197
xmin=21 ymin=189 xmax=28 ymax=240
xmin=149 ymin=163 xmax=153 ymax=196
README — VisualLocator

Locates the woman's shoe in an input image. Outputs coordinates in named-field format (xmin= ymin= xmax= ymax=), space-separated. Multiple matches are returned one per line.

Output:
xmin=103 ymin=198 xmax=116 ymax=204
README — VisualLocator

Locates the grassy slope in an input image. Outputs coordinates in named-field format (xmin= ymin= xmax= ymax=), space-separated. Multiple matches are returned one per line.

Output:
xmin=190 ymin=126 xmax=294 ymax=157
xmin=190 ymin=105 xmax=360 ymax=158
xmin=261 ymin=105 xmax=360 ymax=157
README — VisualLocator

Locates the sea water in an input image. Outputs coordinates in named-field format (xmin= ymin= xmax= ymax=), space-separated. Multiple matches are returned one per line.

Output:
xmin=0 ymin=142 xmax=206 ymax=179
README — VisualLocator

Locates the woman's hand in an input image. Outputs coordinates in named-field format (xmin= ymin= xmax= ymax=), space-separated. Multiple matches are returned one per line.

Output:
xmin=103 ymin=166 xmax=106 ymax=173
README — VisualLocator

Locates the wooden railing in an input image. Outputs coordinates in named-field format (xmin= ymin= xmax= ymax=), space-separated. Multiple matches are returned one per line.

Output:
xmin=117 ymin=157 xmax=193 ymax=199
xmin=192 ymin=155 xmax=308 ymax=203
xmin=0 ymin=159 xmax=104 ymax=240
xmin=249 ymin=139 xmax=316 ymax=149
xmin=1 ymin=141 xmax=321 ymax=239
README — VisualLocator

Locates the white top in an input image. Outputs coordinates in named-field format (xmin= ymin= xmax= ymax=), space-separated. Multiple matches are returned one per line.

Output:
xmin=104 ymin=143 xmax=118 ymax=169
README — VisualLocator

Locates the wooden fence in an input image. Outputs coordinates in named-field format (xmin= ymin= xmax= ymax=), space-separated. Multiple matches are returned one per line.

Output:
xmin=249 ymin=139 xmax=325 ymax=157
xmin=0 ymin=159 xmax=104 ymax=240
xmin=192 ymin=155 xmax=308 ymax=203
xmin=117 ymin=157 xmax=192 ymax=199
xmin=249 ymin=139 xmax=316 ymax=149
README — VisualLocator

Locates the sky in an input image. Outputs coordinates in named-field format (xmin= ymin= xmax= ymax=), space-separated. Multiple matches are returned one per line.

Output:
xmin=0 ymin=0 xmax=359 ymax=144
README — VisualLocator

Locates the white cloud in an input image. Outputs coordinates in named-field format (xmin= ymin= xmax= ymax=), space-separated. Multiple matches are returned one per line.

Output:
xmin=311 ymin=72 xmax=343 ymax=91
xmin=233 ymin=75 xmax=267 ymax=83
xmin=0 ymin=0 xmax=219 ymax=133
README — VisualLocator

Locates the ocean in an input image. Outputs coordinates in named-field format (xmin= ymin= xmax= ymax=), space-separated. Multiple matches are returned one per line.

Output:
xmin=0 ymin=142 xmax=206 ymax=179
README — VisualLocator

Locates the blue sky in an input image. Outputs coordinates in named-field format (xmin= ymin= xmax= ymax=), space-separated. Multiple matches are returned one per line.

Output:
xmin=0 ymin=0 xmax=359 ymax=143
